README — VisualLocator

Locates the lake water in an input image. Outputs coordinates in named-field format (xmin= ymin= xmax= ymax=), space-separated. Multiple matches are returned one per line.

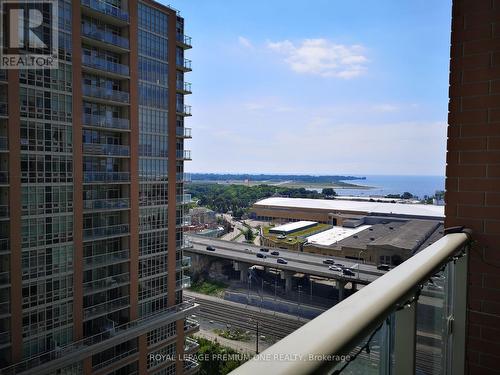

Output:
xmin=333 ymin=175 xmax=445 ymax=199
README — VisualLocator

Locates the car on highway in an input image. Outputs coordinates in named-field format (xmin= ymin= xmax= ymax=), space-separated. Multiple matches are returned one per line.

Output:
xmin=342 ymin=268 xmax=355 ymax=276
xmin=336 ymin=263 xmax=345 ymax=268
xmin=260 ymin=248 xmax=269 ymax=252
xmin=206 ymin=245 xmax=216 ymax=251
xmin=377 ymin=264 xmax=391 ymax=271
xmin=256 ymin=253 xmax=267 ymax=259
xmin=277 ymin=258 xmax=288 ymax=264
xmin=271 ymin=250 xmax=280 ymax=256
xmin=328 ymin=265 xmax=342 ymax=272
xmin=323 ymin=259 xmax=335 ymax=265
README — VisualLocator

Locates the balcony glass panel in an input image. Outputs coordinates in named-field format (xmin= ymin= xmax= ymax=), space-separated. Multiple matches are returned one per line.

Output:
xmin=83 ymin=172 xmax=130 ymax=183
xmin=83 ymin=223 xmax=129 ymax=238
xmin=82 ymin=54 xmax=129 ymax=76
xmin=83 ymin=143 xmax=130 ymax=156
xmin=82 ymin=113 xmax=130 ymax=130
xmin=82 ymin=26 xmax=129 ymax=49
xmin=81 ymin=0 xmax=129 ymax=21
xmin=82 ymin=84 xmax=130 ymax=103
xmin=83 ymin=198 xmax=130 ymax=210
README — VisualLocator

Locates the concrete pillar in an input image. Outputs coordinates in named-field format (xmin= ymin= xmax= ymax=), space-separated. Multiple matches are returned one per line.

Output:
xmin=337 ymin=280 xmax=346 ymax=301
xmin=239 ymin=262 xmax=249 ymax=283
xmin=284 ymin=271 xmax=294 ymax=293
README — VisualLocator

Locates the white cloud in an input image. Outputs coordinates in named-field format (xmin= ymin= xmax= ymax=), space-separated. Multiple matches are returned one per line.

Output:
xmin=267 ymin=39 xmax=368 ymax=78
xmin=238 ymin=36 xmax=253 ymax=49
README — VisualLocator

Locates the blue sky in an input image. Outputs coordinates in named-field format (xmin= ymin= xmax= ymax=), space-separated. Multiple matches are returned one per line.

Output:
xmin=163 ymin=0 xmax=452 ymax=176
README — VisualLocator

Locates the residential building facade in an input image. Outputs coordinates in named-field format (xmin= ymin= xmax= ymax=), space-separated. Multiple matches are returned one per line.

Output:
xmin=0 ymin=0 xmax=198 ymax=374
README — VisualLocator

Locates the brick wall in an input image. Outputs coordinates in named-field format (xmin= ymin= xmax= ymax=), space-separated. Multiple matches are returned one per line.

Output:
xmin=447 ymin=1 xmax=500 ymax=373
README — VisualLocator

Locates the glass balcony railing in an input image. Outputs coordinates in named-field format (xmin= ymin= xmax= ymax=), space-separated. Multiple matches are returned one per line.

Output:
xmin=180 ymin=58 xmax=192 ymax=71
xmin=83 ymin=143 xmax=130 ymax=156
xmin=0 ymin=171 xmax=7 ymax=184
xmin=184 ymin=318 xmax=199 ymax=334
xmin=82 ymin=84 xmax=130 ymax=103
xmin=83 ymin=224 xmax=129 ymax=239
xmin=184 ymin=337 xmax=199 ymax=354
xmin=83 ymin=249 xmax=130 ymax=270
xmin=176 ymin=150 xmax=191 ymax=160
xmin=176 ymin=127 xmax=192 ymax=138
xmin=176 ymin=80 xmax=192 ymax=93
xmin=181 ymin=237 xmax=193 ymax=249
xmin=176 ymin=276 xmax=191 ymax=290
xmin=83 ymin=295 xmax=130 ymax=320
xmin=0 ymin=137 xmax=7 ymax=150
xmin=0 ymin=298 xmax=196 ymax=375
xmin=82 ymin=26 xmax=129 ymax=49
xmin=184 ymin=359 xmax=200 ymax=375
xmin=0 ymin=331 xmax=10 ymax=346
xmin=0 ymin=205 xmax=8 ymax=218
xmin=82 ymin=113 xmax=130 ymax=130
xmin=83 ymin=198 xmax=130 ymax=210
xmin=83 ymin=172 xmax=130 ymax=183
xmin=176 ymin=256 xmax=192 ymax=269
xmin=176 ymin=33 xmax=192 ymax=48
xmin=176 ymin=172 xmax=191 ymax=182
xmin=82 ymin=54 xmax=130 ymax=76
xmin=83 ymin=272 xmax=130 ymax=294
xmin=176 ymin=194 xmax=192 ymax=205
xmin=0 ymin=271 xmax=10 ymax=284
xmin=81 ymin=0 xmax=129 ymax=22
xmin=231 ymin=229 xmax=472 ymax=375
xmin=92 ymin=347 xmax=138 ymax=372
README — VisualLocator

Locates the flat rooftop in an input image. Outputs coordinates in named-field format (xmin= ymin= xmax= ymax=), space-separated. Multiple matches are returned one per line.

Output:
xmin=254 ymin=197 xmax=444 ymax=219
xmin=306 ymin=225 xmax=372 ymax=246
xmin=270 ymin=220 xmax=318 ymax=234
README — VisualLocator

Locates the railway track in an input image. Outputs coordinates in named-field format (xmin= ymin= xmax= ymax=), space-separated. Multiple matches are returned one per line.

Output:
xmin=189 ymin=293 xmax=442 ymax=374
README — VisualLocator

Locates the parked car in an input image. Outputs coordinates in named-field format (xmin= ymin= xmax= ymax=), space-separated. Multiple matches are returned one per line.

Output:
xmin=256 ymin=253 xmax=266 ymax=259
xmin=336 ymin=263 xmax=345 ymax=268
xmin=277 ymin=258 xmax=288 ymax=264
xmin=377 ymin=264 xmax=391 ymax=271
xmin=271 ymin=251 xmax=280 ymax=256
xmin=342 ymin=268 xmax=355 ymax=276
xmin=323 ymin=259 xmax=335 ymax=265
xmin=206 ymin=245 xmax=216 ymax=251
xmin=328 ymin=265 xmax=342 ymax=272
xmin=260 ymin=248 xmax=269 ymax=253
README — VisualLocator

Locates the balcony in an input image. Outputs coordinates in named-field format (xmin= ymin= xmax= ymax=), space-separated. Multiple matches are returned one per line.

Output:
xmin=0 ymin=331 xmax=10 ymax=346
xmin=0 ymin=271 xmax=9 ymax=285
xmin=0 ymin=137 xmax=7 ymax=151
xmin=176 ymin=172 xmax=191 ymax=183
xmin=177 ymin=58 xmax=192 ymax=72
xmin=0 ymin=205 xmax=8 ymax=218
xmin=83 ymin=143 xmax=130 ymax=157
xmin=184 ymin=318 xmax=200 ymax=335
xmin=184 ymin=337 xmax=199 ymax=354
xmin=176 ymin=276 xmax=191 ymax=290
xmin=0 ymin=301 xmax=9 ymax=316
xmin=0 ymin=171 xmax=8 ymax=184
xmin=82 ymin=113 xmax=130 ymax=131
xmin=82 ymin=84 xmax=130 ymax=104
xmin=176 ymin=150 xmax=191 ymax=161
xmin=176 ymin=256 xmax=192 ymax=270
xmin=83 ymin=198 xmax=130 ymax=211
xmin=176 ymin=105 xmax=191 ymax=116
xmin=83 ymin=224 xmax=129 ymax=239
xmin=231 ymin=230 xmax=471 ymax=375
xmin=184 ymin=359 xmax=200 ymax=375
xmin=82 ymin=54 xmax=130 ymax=77
xmin=0 ymin=238 xmax=9 ymax=252
xmin=81 ymin=0 xmax=129 ymax=23
xmin=177 ymin=215 xmax=192 ymax=227
xmin=176 ymin=194 xmax=192 ymax=205
xmin=0 ymin=101 xmax=7 ymax=116
xmin=176 ymin=80 xmax=192 ymax=94
xmin=0 ymin=298 xmax=197 ymax=375
xmin=83 ymin=171 xmax=130 ymax=183
xmin=84 ymin=249 xmax=130 ymax=270
xmin=176 ymin=33 xmax=192 ymax=49
xmin=83 ymin=272 xmax=130 ymax=294
xmin=83 ymin=295 xmax=130 ymax=320
xmin=81 ymin=26 xmax=129 ymax=50
xmin=176 ymin=127 xmax=192 ymax=138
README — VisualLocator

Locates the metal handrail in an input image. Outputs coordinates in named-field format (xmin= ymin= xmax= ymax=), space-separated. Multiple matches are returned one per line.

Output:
xmin=231 ymin=231 xmax=471 ymax=375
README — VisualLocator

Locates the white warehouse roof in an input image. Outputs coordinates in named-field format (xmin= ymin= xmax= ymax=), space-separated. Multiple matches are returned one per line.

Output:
xmin=270 ymin=221 xmax=318 ymax=233
xmin=254 ymin=197 xmax=444 ymax=219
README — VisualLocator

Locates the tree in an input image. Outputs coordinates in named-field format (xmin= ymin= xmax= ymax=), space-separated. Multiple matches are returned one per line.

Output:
xmin=321 ymin=188 xmax=337 ymax=196
xmin=401 ymin=192 xmax=414 ymax=200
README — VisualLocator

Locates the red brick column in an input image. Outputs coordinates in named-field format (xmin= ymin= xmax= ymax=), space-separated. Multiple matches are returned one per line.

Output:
xmin=447 ymin=1 xmax=500 ymax=373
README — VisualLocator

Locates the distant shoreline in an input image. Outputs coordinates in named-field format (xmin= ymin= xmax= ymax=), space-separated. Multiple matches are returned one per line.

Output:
xmin=191 ymin=180 xmax=374 ymax=190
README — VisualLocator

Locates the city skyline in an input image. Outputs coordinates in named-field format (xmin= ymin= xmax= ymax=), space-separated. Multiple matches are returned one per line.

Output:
xmin=166 ymin=0 xmax=452 ymax=175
